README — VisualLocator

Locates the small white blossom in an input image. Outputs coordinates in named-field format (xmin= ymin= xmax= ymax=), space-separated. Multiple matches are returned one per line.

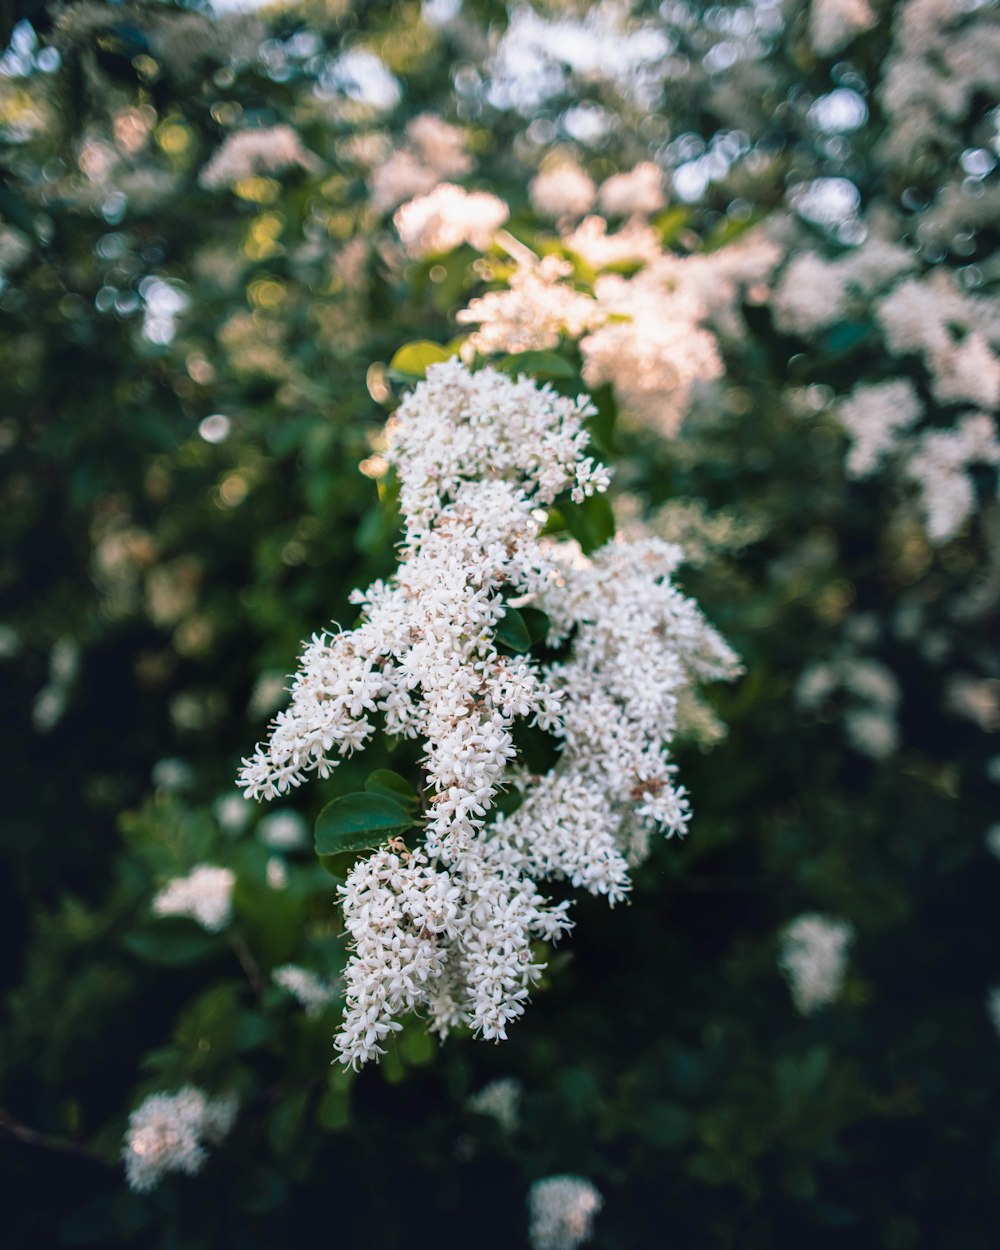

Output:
xmin=809 ymin=0 xmax=876 ymax=57
xmin=457 ymin=253 xmax=603 ymax=356
xmin=214 ymin=793 xmax=252 ymax=834
xmin=394 ymin=184 xmax=509 ymax=257
xmin=466 ymin=1076 xmax=522 ymax=1133
xmin=152 ymin=865 xmax=235 ymax=932
xmin=779 ymin=914 xmax=854 ymax=1014
xmin=904 ymin=414 xmax=1000 ymax=544
xmin=837 ymin=380 xmax=923 ymax=479
xmin=123 ymin=1087 xmax=237 ymax=1193
xmin=528 ymin=1175 xmax=603 ymax=1250
xmin=151 ymin=758 xmax=194 ymax=792
xmin=530 ymin=163 xmax=597 ymax=220
xmin=257 ymin=808 xmax=309 ymax=850
xmin=199 ymin=125 xmax=319 ymax=189
xmin=273 ymin=964 xmax=339 ymax=1017
xmin=597 ymin=161 xmax=665 ymax=217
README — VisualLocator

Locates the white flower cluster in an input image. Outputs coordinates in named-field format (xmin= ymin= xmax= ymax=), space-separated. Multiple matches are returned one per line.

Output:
xmin=878 ymin=0 xmax=1000 ymax=170
xmin=273 ymin=964 xmax=339 ymax=1017
xmin=906 ymin=415 xmax=1000 ymax=544
xmin=797 ymin=654 xmax=901 ymax=760
xmin=772 ymin=222 xmax=1000 ymax=543
xmin=837 ymin=380 xmax=923 ymax=479
xmin=581 ymin=265 xmax=723 ymax=437
xmin=466 ymin=1076 xmax=522 ymax=1133
xmin=876 ymin=273 xmax=1000 ymax=412
xmin=369 ymin=114 xmax=472 ymax=213
xmin=457 ymin=229 xmax=775 ymax=437
xmin=198 ymin=125 xmax=319 ymax=190
xmin=152 ymin=865 xmax=235 ymax=932
xmin=122 ymin=1086 xmax=238 ymax=1193
xmin=456 ymin=253 xmax=603 ymax=356
xmin=808 ymin=0 xmax=876 ymax=58
xmin=257 ymin=808 xmax=309 ymax=850
xmin=597 ymin=160 xmax=666 ymax=218
xmin=528 ymin=1175 xmax=603 ymax=1250
xmin=563 ymin=215 xmax=661 ymax=269
xmin=772 ymin=231 xmax=915 ymax=337
xmin=239 ymin=360 xmax=735 ymax=1066
xmin=530 ymin=162 xmax=597 ymax=221
xmin=778 ymin=914 xmax=854 ymax=1015
xmin=393 ymin=184 xmax=510 ymax=258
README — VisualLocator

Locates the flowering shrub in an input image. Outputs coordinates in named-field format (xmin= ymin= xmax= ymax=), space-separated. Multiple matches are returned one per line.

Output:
xmin=1 ymin=1 xmax=997 ymax=1247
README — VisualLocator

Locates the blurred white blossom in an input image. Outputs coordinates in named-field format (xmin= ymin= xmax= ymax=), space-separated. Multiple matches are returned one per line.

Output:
xmin=779 ymin=914 xmax=854 ymax=1014
xmin=123 ymin=1087 xmax=237 ymax=1193
xmin=528 ymin=1175 xmax=603 ymax=1250
xmin=152 ymin=865 xmax=235 ymax=932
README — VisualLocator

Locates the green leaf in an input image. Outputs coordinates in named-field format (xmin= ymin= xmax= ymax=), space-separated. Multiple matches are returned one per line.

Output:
xmin=122 ymin=920 xmax=219 ymax=967
xmin=365 ymin=769 xmax=418 ymax=808
xmin=519 ymin=605 xmax=551 ymax=645
xmin=559 ymin=493 xmax=616 ymax=554
xmin=388 ymin=340 xmax=452 ymax=380
xmin=651 ymin=204 xmax=691 ymax=244
xmin=494 ymin=350 xmax=577 ymax=380
xmin=268 ymin=1089 xmax=308 ymax=1156
xmin=494 ymin=605 xmax=532 ymax=652
xmin=314 ymin=792 xmax=414 ymax=857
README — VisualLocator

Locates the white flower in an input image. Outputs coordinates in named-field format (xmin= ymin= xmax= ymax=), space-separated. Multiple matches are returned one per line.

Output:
xmin=152 ymin=865 xmax=235 ymax=932
xmin=257 ymin=808 xmax=309 ymax=850
xmin=809 ymin=0 xmax=876 ymax=58
xmin=530 ymin=163 xmax=597 ymax=220
xmin=456 ymin=253 xmax=603 ymax=356
xmin=837 ymin=380 xmax=923 ymax=478
xmin=273 ymin=964 xmax=339 ymax=1016
xmin=214 ymin=793 xmax=252 ymax=834
xmin=779 ymin=914 xmax=854 ymax=1014
xmin=466 ymin=1076 xmax=522 ymax=1133
xmin=597 ymin=161 xmax=666 ymax=217
xmin=528 ymin=1175 xmax=603 ymax=1250
xmin=904 ymin=414 xmax=1000 ymax=544
xmin=199 ymin=125 xmax=319 ymax=189
xmin=369 ymin=115 xmax=471 ymax=213
xmin=123 ymin=1087 xmax=237 ymax=1193
xmin=393 ymin=184 xmax=509 ymax=257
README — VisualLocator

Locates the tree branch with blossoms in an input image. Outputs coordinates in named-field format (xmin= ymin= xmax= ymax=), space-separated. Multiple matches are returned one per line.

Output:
xmin=238 ymin=355 xmax=739 ymax=1068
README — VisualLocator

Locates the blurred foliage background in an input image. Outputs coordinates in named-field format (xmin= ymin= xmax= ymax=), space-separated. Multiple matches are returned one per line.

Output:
xmin=1 ymin=0 xmax=998 ymax=1247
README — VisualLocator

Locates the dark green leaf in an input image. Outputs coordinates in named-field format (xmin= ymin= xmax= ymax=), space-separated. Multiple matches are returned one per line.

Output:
xmin=365 ymin=769 xmax=418 ymax=807
xmin=494 ymin=605 xmax=532 ymax=652
xmin=314 ymin=792 xmax=414 ymax=857
xmin=494 ymin=350 xmax=577 ymax=380
xmin=559 ymin=493 xmax=615 ymax=554
xmin=122 ymin=920 xmax=219 ymax=967
xmin=519 ymin=605 xmax=551 ymax=645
